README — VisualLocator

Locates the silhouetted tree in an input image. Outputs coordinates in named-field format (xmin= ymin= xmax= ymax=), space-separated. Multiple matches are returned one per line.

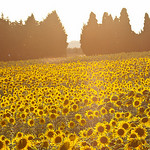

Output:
xmin=10 ymin=20 xmax=26 ymax=60
xmin=80 ymin=12 xmax=98 ymax=55
xmin=80 ymin=8 xmax=143 ymax=56
xmin=39 ymin=11 xmax=68 ymax=57
xmin=140 ymin=13 xmax=150 ymax=51
xmin=119 ymin=8 xmax=133 ymax=52
xmin=0 ymin=11 xmax=68 ymax=61
xmin=101 ymin=12 xmax=115 ymax=54
xmin=0 ymin=14 xmax=12 ymax=60
xmin=24 ymin=14 xmax=39 ymax=59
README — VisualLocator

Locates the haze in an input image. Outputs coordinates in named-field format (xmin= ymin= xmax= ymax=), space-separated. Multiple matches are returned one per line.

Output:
xmin=0 ymin=0 xmax=150 ymax=42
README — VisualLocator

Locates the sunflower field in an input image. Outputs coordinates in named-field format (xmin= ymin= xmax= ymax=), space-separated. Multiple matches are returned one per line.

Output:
xmin=0 ymin=53 xmax=150 ymax=150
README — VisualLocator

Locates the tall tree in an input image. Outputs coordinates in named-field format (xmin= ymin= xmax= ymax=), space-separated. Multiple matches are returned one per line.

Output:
xmin=101 ymin=12 xmax=114 ymax=54
xmin=24 ymin=14 xmax=39 ymax=59
xmin=0 ymin=14 xmax=11 ymax=60
xmin=141 ymin=13 xmax=150 ymax=51
xmin=119 ymin=8 xmax=132 ymax=52
xmin=40 ymin=11 xmax=68 ymax=57
xmin=80 ymin=12 xmax=98 ymax=55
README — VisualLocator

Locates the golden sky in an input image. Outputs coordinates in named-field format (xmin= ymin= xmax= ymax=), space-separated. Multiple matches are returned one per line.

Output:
xmin=0 ymin=0 xmax=150 ymax=42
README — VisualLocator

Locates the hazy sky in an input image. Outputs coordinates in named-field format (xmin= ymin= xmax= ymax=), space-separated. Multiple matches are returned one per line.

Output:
xmin=0 ymin=0 xmax=150 ymax=42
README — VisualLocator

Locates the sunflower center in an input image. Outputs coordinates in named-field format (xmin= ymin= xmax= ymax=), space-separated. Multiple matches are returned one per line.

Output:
xmin=135 ymin=101 xmax=139 ymax=106
xmin=43 ymin=141 xmax=48 ymax=147
xmin=98 ymin=126 xmax=104 ymax=132
xmin=129 ymin=139 xmax=139 ymax=148
xmin=100 ymin=136 xmax=108 ymax=144
xmin=0 ymin=141 xmax=3 ymax=149
xmin=87 ymin=129 xmax=93 ymax=136
xmin=70 ymin=122 xmax=74 ymax=126
xmin=47 ymin=131 xmax=54 ymax=138
xmin=118 ymin=129 xmax=125 ymax=136
xmin=135 ymin=128 xmax=144 ymax=137
xmin=130 ymin=134 xmax=137 ymax=138
xmin=106 ymin=125 xmax=110 ymax=130
xmin=122 ymin=123 xmax=129 ymax=129
xmin=142 ymin=117 xmax=148 ymax=123
xmin=55 ymin=137 xmax=62 ymax=143
xmin=63 ymin=108 xmax=68 ymax=113
xmin=17 ymin=138 xmax=27 ymax=149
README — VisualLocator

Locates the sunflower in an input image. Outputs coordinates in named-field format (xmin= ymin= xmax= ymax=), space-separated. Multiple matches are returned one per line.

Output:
xmin=59 ymin=141 xmax=71 ymax=150
xmin=88 ymin=114 xmax=94 ymax=120
xmin=116 ymin=128 xmax=126 ymax=137
xmin=39 ymin=118 xmax=45 ymax=124
xmin=9 ymin=117 xmax=15 ymax=125
xmin=127 ymin=139 xmax=141 ymax=149
xmin=127 ymin=130 xmax=138 ymax=141
xmin=47 ymin=123 xmax=53 ymax=130
xmin=20 ymin=113 xmax=27 ymax=120
xmin=91 ymin=140 xmax=98 ymax=147
xmin=100 ymin=107 xmax=107 ymax=115
xmin=53 ymin=134 xmax=63 ymax=145
xmin=94 ymin=111 xmax=99 ymax=117
xmin=85 ymin=110 xmax=93 ymax=117
xmin=95 ymin=123 xmax=106 ymax=135
xmin=75 ymin=114 xmax=82 ymax=122
xmin=28 ymin=119 xmax=34 ymax=127
xmin=72 ymin=104 xmax=78 ymax=112
xmin=62 ymin=107 xmax=70 ymax=116
xmin=134 ymin=125 xmax=147 ymax=138
xmin=41 ymin=140 xmax=49 ymax=149
xmin=140 ymin=117 xmax=149 ymax=126
xmin=16 ymin=132 xmax=23 ymax=139
xmin=86 ymin=128 xmax=94 ymax=137
xmin=46 ymin=130 xmax=55 ymax=139
xmin=105 ymin=123 xmax=111 ymax=132
xmin=116 ymin=137 xmax=123 ymax=144
xmin=115 ymin=112 xmax=122 ymax=120
xmin=27 ymin=134 xmax=35 ymax=141
xmin=0 ymin=120 xmax=7 ymax=127
xmin=138 ymin=106 xmax=145 ymax=114
xmin=80 ymin=141 xmax=88 ymax=147
xmin=0 ymin=140 xmax=5 ymax=150
xmin=109 ymin=108 xmax=115 ymax=114
xmin=79 ymin=130 xmax=87 ymax=138
xmin=50 ymin=113 xmax=57 ymax=120
xmin=79 ymin=119 xmax=86 ymax=126
xmin=133 ymin=99 xmax=141 ymax=108
xmin=68 ymin=133 xmax=78 ymax=145
xmin=63 ymin=99 xmax=70 ymax=107
xmin=16 ymin=137 xmax=29 ymax=150
xmin=120 ymin=121 xmax=130 ymax=130
xmin=110 ymin=119 xmax=117 ymax=127
xmin=68 ymin=121 xmax=75 ymax=129
xmin=38 ymin=110 xmax=44 ymax=116
xmin=80 ymin=145 xmax=95 ymax=150
xmin=124 ymin=112 xmax=132 ymax=119
xmin=98 ymin=135 xmax=109 ymax=147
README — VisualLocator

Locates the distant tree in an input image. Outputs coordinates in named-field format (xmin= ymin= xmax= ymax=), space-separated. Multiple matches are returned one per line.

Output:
xmin=141 ymin=13 xmax=150 ymax=51
xmin=101 ymin=12 xmax=114 ymax=54
xmin=24 ymin=14 xmax=39 ymax=59
xmin=0 ymin=13 xmax=11 ymax=60
xmin=39 ymin=11 xmax=68 ymax=57
xmin=119 ymin=8 xmax=133 ymax=52
xmin=0 ymin=11 xmax=68 ymax=61
xmin=113 ymin=16 xmax=120 ymax=53
xmin=80 ymin=12 xmax=99 ymax=55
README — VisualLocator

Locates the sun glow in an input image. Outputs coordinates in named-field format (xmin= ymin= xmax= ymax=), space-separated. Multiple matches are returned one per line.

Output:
xmin=0 ymin=0 xmax=150 ymax=42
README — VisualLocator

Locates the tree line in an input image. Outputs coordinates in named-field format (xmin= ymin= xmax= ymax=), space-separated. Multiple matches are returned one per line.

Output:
xmin=0 ymin=11 xmax=68 ymax=61
xmin=80 ymin=8 xmax=150 ymax=56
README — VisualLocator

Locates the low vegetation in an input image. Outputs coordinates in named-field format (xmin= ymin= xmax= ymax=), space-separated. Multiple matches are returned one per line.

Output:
xmin=0 ymin=52 xmax=150 ymax=149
